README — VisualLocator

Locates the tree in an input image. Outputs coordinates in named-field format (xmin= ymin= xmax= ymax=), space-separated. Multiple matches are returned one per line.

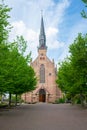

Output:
xmin=69 ymin=33 xmax=87 ymax=105
xmin=5 ymin=36 xmax=37 ymax=106
xmin=0 ymin=1 xmax=37 ymax=106
xmin=81 ymin=0 xmax=87 ymax=18
xmin=0 ymin=0 xmax=11 ymax=44
xmin=56 ymin=33 xmax=87 ymax=106
xmin=0 ymin=36 xmax=37 ymax=106
xmin=13 ymin=35 xmax=32 ymax=63
xmin=0 ymin=1 xmax=12 ymax=104
xmin=0 ymin=44 xmax=10 ymax=94
xmin=56 ymin=60 xmax=76 ymax=102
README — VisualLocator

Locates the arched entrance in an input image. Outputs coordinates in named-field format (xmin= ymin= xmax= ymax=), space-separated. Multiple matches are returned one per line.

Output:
xmin=39 ymin=89 xmax=46 ymax=102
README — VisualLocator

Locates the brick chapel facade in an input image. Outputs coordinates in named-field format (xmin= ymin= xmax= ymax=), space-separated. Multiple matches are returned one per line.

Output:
xmin=22 ymin=16 xmax=62 ymax=103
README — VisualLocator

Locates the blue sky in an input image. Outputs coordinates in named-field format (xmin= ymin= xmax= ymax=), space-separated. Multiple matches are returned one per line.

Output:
xmin=3 ymin=0 xmax=87 ymax=64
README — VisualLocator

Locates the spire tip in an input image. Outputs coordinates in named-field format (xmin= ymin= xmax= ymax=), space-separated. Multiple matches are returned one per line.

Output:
xmin=41 ymin=10 xmax=43 ymax=17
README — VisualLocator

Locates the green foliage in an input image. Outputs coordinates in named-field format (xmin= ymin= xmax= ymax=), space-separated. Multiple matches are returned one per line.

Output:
xmin=0 ymin=1 xmax=12 ymax=44
xmin=81 ymin=0 xmax=87 ymax=18
xmin=56 ymin=33 xmax=87 ymax=106
xmin=13 ymin=36 xmax=27 ymax=55
xmin=0 ymin=1 xmax=37 ymax=106
xmin=0 ymin=44 xmax=10 ymax=93
xmin=56 ymin=60 xmax=74 ymax=93
xmin=66 ymin=93 xmax=72 ymax=101
xmin=69 ymin=33 xmax=87 ymax=95
xmin=11 ymin=95 xmax=22 ymax=103
xmin=0 ymin=40 xmax=37 ymax=95
xmin=72 ymin=94 xmax=81 ymax=104
xmin=55 ymin=97 xmax=65 ymax=104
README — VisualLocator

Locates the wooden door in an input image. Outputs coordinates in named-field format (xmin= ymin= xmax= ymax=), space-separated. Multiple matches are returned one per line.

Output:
xmin=39 ymin=94 xmax=45 ymax=102
xmin=39 ymin=89 xmax=46 ymax=102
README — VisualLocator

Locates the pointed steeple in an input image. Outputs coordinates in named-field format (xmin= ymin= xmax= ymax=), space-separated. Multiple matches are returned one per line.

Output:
xmin=38 ymin=13 xmax=47 ymax=50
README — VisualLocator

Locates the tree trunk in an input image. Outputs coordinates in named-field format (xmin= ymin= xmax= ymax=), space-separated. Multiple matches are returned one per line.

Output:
xmin=80 ymin=93 xmax=84 ymax=107
xmin=9 ymin=93 xmax=11 ymax=107
xmin=1 ymin=93 xmax=3 ymax=103
xmin=25 ymin=93 xmax=26 ymax=103
xmin=19 ymin=94 xmax=22 ymax=105
xmin=15 ymin=94 xmax=17 ymax=106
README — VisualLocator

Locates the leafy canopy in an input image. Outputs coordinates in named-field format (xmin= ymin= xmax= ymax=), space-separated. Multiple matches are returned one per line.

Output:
xmin=81 ymin=0 xmax=87 ymax=18
xmin=56 ymin=33 xmax=87 ymax=100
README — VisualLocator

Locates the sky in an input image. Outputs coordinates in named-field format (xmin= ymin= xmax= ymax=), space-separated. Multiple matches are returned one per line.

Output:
xmin=3 ymin=0 xmax=87 ymax=65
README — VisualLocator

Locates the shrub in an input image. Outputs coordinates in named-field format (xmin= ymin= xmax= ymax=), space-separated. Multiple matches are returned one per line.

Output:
xmin=55 ymin=97 xmax=65 ymax=104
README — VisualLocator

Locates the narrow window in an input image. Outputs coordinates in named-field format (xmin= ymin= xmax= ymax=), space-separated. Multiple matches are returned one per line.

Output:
xmin=40 ymin=64 xmax=45 ymax=83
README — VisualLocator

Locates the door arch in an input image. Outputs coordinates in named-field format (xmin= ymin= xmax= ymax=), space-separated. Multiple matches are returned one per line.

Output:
xmin=39 ymin=89 xmax=46 ymax=102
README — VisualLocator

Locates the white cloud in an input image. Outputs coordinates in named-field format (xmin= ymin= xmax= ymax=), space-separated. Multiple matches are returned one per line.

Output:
xmin=45 ymin=0 xmax=70 ymax=27
xmin=11 ymin=21 xmax=38 ymax=42
xmin=10 ymin=21 xmax=26 ymax=40
xmin=8 ymin=0 xmax=70 ymax=60
xmin=10 ymin=20 xmax=65 ymax=56
xmin=46 ymin=27 xmax=58 ymax=37
xmin=67 ymin=19 xmax=87 ymax=44
xmin=9 ymin=21 xmax=39 ymax=59
xmin=46 ymin=27 xmax=65 ymax=49
xmin=57 ymin=18 xmax=87 ymax=62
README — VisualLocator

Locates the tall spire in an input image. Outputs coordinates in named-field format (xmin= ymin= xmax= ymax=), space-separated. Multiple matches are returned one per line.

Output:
xmin=38 ymin=12 xmax=47 ymax=50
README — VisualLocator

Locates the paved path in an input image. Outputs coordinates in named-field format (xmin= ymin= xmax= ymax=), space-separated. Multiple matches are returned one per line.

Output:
xmin=0 ymin=103 xmax=87 ymax=130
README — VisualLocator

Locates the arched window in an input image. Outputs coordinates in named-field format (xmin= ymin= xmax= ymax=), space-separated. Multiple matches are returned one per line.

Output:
xmin=40 ymin=64 xmax=45 ymax=83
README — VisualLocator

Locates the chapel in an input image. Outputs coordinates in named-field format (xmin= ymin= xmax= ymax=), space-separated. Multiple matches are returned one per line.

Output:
xmin=22 ymin=15 xmax=62 ymax=103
